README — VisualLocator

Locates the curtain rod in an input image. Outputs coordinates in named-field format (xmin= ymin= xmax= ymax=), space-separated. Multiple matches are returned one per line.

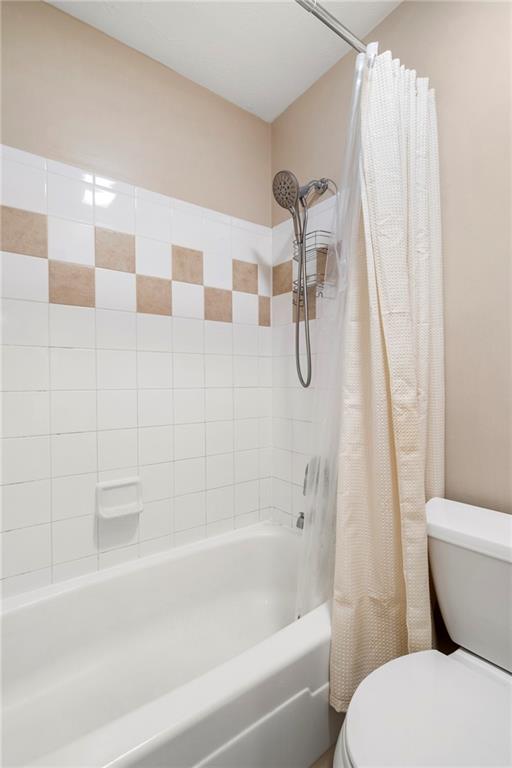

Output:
xmin=294 ymin=0 xmax=367 ymax=53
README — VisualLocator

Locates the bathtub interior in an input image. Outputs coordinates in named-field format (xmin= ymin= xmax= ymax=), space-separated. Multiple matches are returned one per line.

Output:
xmin=2 ymin=523 xmax=303 ymax=767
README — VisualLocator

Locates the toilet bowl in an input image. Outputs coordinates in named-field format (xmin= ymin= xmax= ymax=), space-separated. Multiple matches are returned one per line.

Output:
xmin=334 ymin=498 xmax=512 ymax=768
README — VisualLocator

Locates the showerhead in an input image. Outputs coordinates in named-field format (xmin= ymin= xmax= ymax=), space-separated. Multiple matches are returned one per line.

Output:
xmin=272 ymin=170 xmax=300 ymax=210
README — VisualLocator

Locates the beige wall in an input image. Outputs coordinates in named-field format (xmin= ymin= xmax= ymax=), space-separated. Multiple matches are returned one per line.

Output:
xmin=0 ymin=1 xmax=271 ymax=226
xmin=273 ymin=1 xmax=511 ymax=514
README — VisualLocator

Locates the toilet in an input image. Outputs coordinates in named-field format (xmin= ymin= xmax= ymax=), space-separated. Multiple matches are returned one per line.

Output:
xmin=334 ymin=497 xmax=512 ymax=767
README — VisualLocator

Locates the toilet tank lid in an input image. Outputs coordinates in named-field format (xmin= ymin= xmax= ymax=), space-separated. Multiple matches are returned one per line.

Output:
xmin=426 ymin=498 xmax=512 ymax=563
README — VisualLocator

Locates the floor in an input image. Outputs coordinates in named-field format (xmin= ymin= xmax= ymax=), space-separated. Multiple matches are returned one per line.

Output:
xmin=310 ymin=745 xmax=335 ymax=768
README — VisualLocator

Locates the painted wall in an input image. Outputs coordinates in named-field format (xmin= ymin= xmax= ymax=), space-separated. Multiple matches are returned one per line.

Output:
xmin=0 ymin=1 xmax=271 ymax=226
xmin=272 ymin=1 xmax=512 ymax=514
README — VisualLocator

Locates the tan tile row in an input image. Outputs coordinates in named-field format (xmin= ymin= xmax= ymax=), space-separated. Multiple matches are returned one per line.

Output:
xmin=1 ymin=205 xmax=271 ymax=325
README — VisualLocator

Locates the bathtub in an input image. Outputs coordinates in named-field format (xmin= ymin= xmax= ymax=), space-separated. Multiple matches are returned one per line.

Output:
xmin=2 ymin=522 xmax=341 ymax=768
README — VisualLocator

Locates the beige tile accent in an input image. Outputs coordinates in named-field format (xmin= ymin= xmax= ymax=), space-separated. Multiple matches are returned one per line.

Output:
xmin=136 ymin=275 xmax=172 ymax=316
xmin=95 ymin=227 xmax=135 ymax=272
xmin=49 ymin=260 xmax=95 ymax=307
xmin=204 ymin=287 xmax=232 ymax=323
xmin=294 ymin=287 xmax=316 ymax=322
xmin=172 ymin=245 xmax=203 ymax=285
xmin=272 ymin=260 xmax=292 ymax=296
xmin=0 ymin=205 xmax=47 ymax=258
xmin=233 ymin=259 xmax=258 ymax=294
xmin=258 ymin=296 xmax=270 ymax=327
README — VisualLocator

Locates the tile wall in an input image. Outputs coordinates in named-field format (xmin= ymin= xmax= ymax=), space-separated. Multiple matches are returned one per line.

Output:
xmin=0 ymin=145 xmax=274 ymax=596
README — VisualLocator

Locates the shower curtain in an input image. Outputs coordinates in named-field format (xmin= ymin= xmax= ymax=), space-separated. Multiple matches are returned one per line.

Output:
xmin=296 ymin=49 xmax=444 ymax=713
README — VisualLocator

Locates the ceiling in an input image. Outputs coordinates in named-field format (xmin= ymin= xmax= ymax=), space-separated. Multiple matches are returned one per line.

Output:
xmin=48 ymin=1 xmax=400 ymax=122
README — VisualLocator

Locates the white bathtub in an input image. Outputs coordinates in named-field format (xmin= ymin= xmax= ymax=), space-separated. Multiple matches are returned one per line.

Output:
xmin=2 ymin=522 xmax=340 ymax=768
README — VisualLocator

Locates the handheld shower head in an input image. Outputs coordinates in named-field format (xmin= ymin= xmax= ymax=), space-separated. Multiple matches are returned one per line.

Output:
xmin=272 ymin=170 xmax=302 ymax=242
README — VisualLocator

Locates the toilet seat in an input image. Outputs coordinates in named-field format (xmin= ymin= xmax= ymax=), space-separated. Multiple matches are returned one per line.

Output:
xmin=334 ymin=649 xmax=512 ymax=768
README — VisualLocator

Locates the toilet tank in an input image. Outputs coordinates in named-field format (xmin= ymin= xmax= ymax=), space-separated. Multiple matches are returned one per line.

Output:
xmin=426 ymin=498 xmax=512 ymax=672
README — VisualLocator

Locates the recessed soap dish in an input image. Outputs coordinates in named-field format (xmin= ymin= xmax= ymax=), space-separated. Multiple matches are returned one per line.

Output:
xmin=96 ymin=477 xmax=143 ymax=520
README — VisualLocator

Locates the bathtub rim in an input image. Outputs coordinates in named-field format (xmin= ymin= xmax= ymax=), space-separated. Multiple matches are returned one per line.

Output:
xmin=1 ymin=521 xmax=300 ymax=615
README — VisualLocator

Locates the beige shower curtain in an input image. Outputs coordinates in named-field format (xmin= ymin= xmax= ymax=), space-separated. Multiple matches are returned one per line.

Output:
xmin=329 ymin=52 xmax=444 ymax=712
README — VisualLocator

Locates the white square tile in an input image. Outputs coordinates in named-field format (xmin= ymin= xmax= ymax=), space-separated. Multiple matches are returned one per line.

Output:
xmin=136 ymin=199 xmax=171 ymax=242
xmin=233 ymin=324 xmax=259 ymax=356
xmin=172 ymin=282 xmax=204 ymax=319
xmin=140 ymin=462 xmax=173 ymax=502
xmin=140 ymin=499 xmax=172 ymax=541
xmin=204 ymin=321 xmax=232 ymax=355
xmin=174 ymin=457 xmax=205 ymax=496
xmin=50 ymin=390 xmax=96 ymax=433
xmin=138 ymin=389 xmax=172 ymax=427
xmin=2 ymin=524 xmax=51 ymax=578
xmin=139 ymin=536 xmax=172 ymax=557
xmin=135 ymin=187 xmax=171 ymax=208
xmin=1 ymin=145 xmax=45 ymax=168
xmin=272 ymin=294 xmax=292 ymax=326
xmin=259 ymin=448 xmax=273 ymax=479
xmin=2 ymin=480 xmax=50 ymax=531
xmin=51 ymin=432 xmax=97 ymax=477
xmin=1 ymin=567 xmax=51 ymax=597
xmin=258 ymin=356 xmax=272 ymax=387
xmin=95 ymin=268 xmax=136 ymax=312
xmin=50 ymin=304 xmax=95 ymax=348
xmin=203 ymin=252 xmax=232 ymax=290
xmin=235 ymin=510 xmax=259 ymax=528
xmin=96 ymin=309 xmax=136 ymax=350
xmin=47 ymin=173 xmax=94 ymax=224
xmin=205 ymin=388 xmax=233 ymax=422
xmin=235 ymin=480 xmax=259 ymax=514
xmin=47 ymin=159 xmax=93 ymax=182
xmin=48 ymin=217 xmax=94 ymax=265
xmin=234 ymin=355 xmax=258 ymax=387
xmin=206 ymin=518 xmax=233 ymax=537
xmin=137 ymin=351 xmax=172 ymax=389
xmin=98 ymin=428 xmax=138 ymax=471
xmin=174 ymin=423 xmax=205 ymax=461
xmin=135 ymin=236 xmax=172 ymax=279
xmin=171 ymin=208 xmax=203 ymax=251
xmin=206 ymin=485 xmax=234 ymax=523
xmin=52 ymin=473 xmax=97 ymax=521
xmin=2 ymin=436 xmax=50 ymax=484
xmin=258 ymin=327 xmax=272 ymax=357
xmin=232 ymin=292 xmax=258 ymax=325
xmin=173 ymin=491 xmax=205 ymax=531
xmin=206 ymin=452 xmax=234 ymax=489
xmin=234 ymin=419 xmax=259 ymax=452
xmin=1 ymin=252 xmax=48 ymax=301
xmin=96 ymin=175 xmax=133 ymax=195
xmin=53 ymin=556 xmax=97 ymax=583
xmin=174 ymin=525 xmax=205 ymax=547
xmin=138 ymin=426 xmax=173 ymax=465
xmin=234 ymin=388 xmax=260 ymax=419
xmin=204 ymin=355 xmax=233 ymax=388
xmin=173 ymin=389 xmax=204 ymax=424
xmin=52 ymin=516 xmax=97 ymax=564
xmin=97 ymin=349 xmax=136 ymax=389
xmin=0 ymin=158 xmax=46 ymax=213
xmin=97 ymin=390 xmax=137 ymax=430
xmin=2 ymin=299 xmax=48 ymax=346
xmin=258 ymin=264 xmax=271 ymax=297
xmin=95 ymin=189 xmax=135 ymax=234
xmin=235 ymin=449 xmax=259 ymax=482
xmin=173 ymin=353 xmax=204 ymax=388
xmin=172 ymin=317 xmax=204 ymax=354
xmin=2 ymin=346 xmax=49 ymax=391
xmin=259 ymin=477 xmax=272 ymax=507
xmin=2 ymin=392 xmax=49 ymax=437
xmin=99 ymin=545 xmax=138 ymax=569
xmin=259 ymin=417 xmax=273 ymax=448
xmin=136 ymin=313 xmax=172 ymax=352
xmin=50 ymin=348 xmax=96 ymax=390
xmin=205 ymin=420 xmax=234 ymax=455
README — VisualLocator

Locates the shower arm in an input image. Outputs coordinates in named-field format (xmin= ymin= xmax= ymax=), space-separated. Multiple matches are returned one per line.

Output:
xmin=294 ymin=0 xmax=367 ymax=54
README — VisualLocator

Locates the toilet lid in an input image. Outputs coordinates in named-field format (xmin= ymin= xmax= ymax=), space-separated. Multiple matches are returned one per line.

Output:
xmin=344 ymin=650 xmax=512 ymax=767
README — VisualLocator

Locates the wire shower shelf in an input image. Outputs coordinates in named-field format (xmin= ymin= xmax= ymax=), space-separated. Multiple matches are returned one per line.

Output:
xmin=292 ymin=229 xmax=332 ymax=304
